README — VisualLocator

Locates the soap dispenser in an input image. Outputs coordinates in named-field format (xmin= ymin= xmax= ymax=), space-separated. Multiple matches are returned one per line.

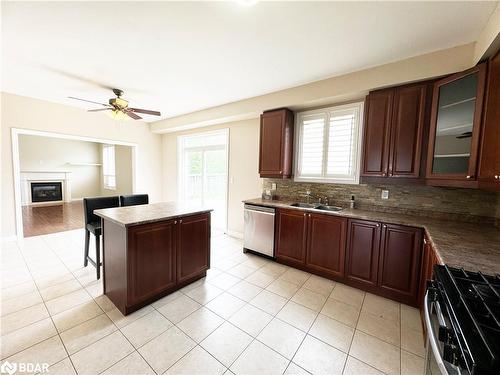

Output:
xmin=350 ymin=195 xmax=355 ymax=209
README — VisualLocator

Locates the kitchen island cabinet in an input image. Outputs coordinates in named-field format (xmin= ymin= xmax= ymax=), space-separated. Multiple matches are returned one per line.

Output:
xmin=95 ymin=202 xmax=211 ymax=315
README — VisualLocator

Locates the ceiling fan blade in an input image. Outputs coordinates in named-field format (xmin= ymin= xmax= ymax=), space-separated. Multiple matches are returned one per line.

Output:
xmin=126 ymin=111 xmax=142 ymax=120
xmin=68 ymin=96 xmax=111 ymax=107
xmin=129 ymin=108 xmax=161 ymax=116
xmin=88 ymin=108 xmax=111 ymax=112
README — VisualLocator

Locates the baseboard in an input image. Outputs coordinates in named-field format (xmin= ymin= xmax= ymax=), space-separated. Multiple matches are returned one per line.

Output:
xmin=225 ymin=230 xmax=243 ymax=239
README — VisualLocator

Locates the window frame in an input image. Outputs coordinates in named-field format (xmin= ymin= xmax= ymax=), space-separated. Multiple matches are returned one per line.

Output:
xmin=293 ymin=101 xmax=364 ymax=184
xmin=102 ymin=144 xmax=116 ymax=190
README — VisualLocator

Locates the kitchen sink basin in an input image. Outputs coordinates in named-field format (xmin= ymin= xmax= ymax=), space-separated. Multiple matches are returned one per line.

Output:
xmin=289 ymin=202 xmax=320 ymax=208
xmin=315 ymin=205 xmax=343 ymax=212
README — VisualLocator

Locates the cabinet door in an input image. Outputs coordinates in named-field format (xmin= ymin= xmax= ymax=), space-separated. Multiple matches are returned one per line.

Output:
xmin=362 ymin=90 xmax=393 ymax=177
xmin=378 ymin=224 xmax=422 ymax=305
xmin=345 ymin=219 xmax=381 ymax=290
xmin=306 ymin=213 xmax=346 ymax=279
xmin=128 ymin=221 xmax=176 ymax=305
xmin=426 ymin=64 xmax=487 ymax=185
xmin=259 ymin=109 xmax=294 ymax=178
xmin=479 ymin=51 xmax=500 ymax=189
xmin=177 ymin=213 xmax=210 ymax=284
xmin=276 ymin=209 xmax=307 ymax=266
xmin=389 ymin=84 xmax=427 ymax=178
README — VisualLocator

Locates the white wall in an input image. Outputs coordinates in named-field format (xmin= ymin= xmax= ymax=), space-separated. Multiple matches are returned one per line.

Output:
xmin=163 ymin=118 xmax=262 ymax=236
xmin=18 ymin=135 xmax=102 ymax=199
xmin=1 ymin=92 xmax=163 ymax=239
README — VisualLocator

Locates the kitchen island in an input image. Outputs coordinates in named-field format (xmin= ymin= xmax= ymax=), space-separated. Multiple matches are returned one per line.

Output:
xmin=95 ymin=202 xmax=211 ymax=315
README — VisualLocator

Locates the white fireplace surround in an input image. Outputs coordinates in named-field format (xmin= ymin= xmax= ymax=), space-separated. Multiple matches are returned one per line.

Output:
xmin=21 ymin=171 xmax=72 ymax=206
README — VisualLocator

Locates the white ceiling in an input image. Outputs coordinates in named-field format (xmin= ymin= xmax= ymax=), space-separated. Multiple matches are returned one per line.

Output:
xmin=2 ymin=1 xmax=497 ymax=122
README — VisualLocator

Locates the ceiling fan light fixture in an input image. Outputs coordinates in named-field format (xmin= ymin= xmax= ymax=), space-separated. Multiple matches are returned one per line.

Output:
xmin=107 ymin=109 xmax=130 ymax=121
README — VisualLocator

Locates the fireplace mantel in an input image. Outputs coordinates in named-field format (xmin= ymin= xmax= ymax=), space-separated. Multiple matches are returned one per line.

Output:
xmin=20 ymin=171 xmax=72 ymax=206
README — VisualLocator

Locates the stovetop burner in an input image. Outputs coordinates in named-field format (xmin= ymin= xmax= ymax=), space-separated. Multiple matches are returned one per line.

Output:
xmin=434 ymin=265 xmax=500 ymax=375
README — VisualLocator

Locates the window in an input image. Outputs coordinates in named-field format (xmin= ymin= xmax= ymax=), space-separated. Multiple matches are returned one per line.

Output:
xmin=102 ymin=144 xmax=116 ymax=190
xmin=294 ymin=102 xmax=364 ymax=183
xmin=178 ymin=129 xmax=229 ymax=230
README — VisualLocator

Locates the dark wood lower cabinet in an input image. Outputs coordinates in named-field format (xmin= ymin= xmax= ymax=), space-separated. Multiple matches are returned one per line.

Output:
xmin=128 ymin=220 xmax=177 ymax=306
xmin=345 ymin=219 xmax=381 ymax=292
xmin=275 ymin=209 xmax=308 ymax=267
xmin=177 ymin=214 xmax=211 ymax=283
xmin=103 ymin=212 xmax=211 ymax=315
xmin=306 ymin=214 xmax=346 ymax=279
xmin=378 ymin=224 xmax=422 ymax=306
xmin=275 ymin=208 xmax=425 ymax=307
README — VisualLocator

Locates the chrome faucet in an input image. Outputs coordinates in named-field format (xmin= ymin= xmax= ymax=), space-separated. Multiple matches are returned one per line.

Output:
xmin=322 ymin=196 xmax=330 ymax=206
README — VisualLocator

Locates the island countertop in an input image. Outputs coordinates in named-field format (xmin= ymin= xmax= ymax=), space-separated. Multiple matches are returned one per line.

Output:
xmin=95 ymin=202 xmax=213 ymax=227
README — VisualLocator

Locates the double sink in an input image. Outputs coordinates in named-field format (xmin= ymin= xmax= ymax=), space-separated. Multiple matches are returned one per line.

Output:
xmin=289 ymin=202 xmax=343 ymax=212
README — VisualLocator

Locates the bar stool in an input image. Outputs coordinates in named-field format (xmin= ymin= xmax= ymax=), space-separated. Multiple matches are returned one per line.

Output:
xmin=83 ymin=196 xmax=120 ymax=279
xmin=119 ymin=194 xmax=149 ymax=207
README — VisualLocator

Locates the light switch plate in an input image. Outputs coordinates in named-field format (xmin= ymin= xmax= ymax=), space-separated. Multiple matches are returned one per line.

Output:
xmin=271 ymin=183 xmax=277 ymax=190
xmin=381 ymin=190 xmax=389 ymax=199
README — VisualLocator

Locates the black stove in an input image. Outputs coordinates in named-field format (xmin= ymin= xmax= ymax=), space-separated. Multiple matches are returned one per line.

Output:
xmin=427 ymin=265 xmax=500 ymax=375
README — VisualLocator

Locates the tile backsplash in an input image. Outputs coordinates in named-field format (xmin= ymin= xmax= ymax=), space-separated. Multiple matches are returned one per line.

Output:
xmin=263 ymin=179 xmax=500 ymax=225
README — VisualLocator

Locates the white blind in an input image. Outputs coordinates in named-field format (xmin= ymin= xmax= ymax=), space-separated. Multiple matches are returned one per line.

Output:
xmin=299 ymin=114 xmax=326 ymax=176
xmin=295 ymin=103 xmax=362 ymax=184
xmin=327 ymin=109 xmax=357 ymax=176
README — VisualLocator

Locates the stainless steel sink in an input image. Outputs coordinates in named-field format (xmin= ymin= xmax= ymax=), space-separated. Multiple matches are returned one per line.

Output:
xmin=314 ymin=205 xmax=343 ymax=212
xmin=289 ymin=202 xmax=320 ymax=208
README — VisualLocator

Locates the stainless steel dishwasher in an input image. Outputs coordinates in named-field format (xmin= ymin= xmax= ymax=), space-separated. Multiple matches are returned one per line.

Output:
xmin=243 ymin=204 xmax=275 ymax=257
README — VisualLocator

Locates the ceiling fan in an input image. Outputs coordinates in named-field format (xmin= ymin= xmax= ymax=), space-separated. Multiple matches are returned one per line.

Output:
xmin=68 ymin=89 xmax=161 ymax=120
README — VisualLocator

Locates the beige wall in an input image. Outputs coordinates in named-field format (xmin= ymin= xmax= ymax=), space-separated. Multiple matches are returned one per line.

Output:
xmin=19 ymin=135 xmax=102 ymax=199
xmin=99 ymin=144 xmax=133 ymax=197
xmin=162 ymin=118 xmax=261 ymax=236
xmin=1 ymin=92 xmax=163 ymax=239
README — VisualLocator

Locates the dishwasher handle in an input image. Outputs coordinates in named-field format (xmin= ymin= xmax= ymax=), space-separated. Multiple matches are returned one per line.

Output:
xmin=244 ymin=204 xmax=275 ymax=214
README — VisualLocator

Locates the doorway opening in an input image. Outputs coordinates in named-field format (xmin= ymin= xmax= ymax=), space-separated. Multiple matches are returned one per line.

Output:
xmin=178 ymin=129 xmax=229 ymax=232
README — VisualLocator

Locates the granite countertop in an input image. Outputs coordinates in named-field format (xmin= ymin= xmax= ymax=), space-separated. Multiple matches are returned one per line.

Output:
xmin=244 ymin=198 xmax=500 ymax=275
xmin=95 ymin=202 xmax=213 ymax=227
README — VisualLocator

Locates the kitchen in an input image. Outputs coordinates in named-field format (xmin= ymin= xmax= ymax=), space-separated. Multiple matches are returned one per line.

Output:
xmin=1 ymin=2 xmax=500 ymax=375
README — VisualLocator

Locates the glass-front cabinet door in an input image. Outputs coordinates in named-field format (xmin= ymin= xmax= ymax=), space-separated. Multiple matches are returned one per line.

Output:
xmin=426 ymin=64 xmax=486 ymax=184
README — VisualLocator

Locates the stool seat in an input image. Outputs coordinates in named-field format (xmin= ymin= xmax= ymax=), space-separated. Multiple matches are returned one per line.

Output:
xmin=86 ymin=222 xmax=101 ymax=236
xmin=83 ymin=196 xmax=119 ymax=279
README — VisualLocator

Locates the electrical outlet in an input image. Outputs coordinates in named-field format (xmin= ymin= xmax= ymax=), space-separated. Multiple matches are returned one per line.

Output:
xmin=381 ymin=190 xmax=389 ymax=199
xmin=271 ymin=183 xmax=277 ymax=190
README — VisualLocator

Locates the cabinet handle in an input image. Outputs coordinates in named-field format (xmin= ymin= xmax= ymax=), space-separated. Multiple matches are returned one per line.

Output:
xmin=376 ymin=224 xmax=380 ymax=227
xmin=308 ymin=214 xmax=311 ymax=217
xmin=466 ymin=175 xmax=473 ymax=179
xmin=383 ymin=224 xmax=387 ymax=228
xmin=179 ymin=219 xmax=183 ymax=224
xmin=174 ymin=220 xmax=177 ymax=224
xmin=389 ymin=173 xmax=393 ymax=177
xmin=382 ymin=172 xmax=387 ymax=177
xmin=494 ymin=175 xmax=499 ymax=180
xmin=303 ymin=213 xmax=306 ymax=217
xmin=423 ymin=238 xmax=427 ymax=245
xmin=279 ymin=170 xmax=283 ymax=174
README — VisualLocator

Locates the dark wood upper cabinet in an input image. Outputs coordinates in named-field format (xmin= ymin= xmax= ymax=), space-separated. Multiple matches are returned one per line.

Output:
xmin=426 ymin=63 xmax=487 ymax=187
xmin=478 ymin=51 xmax=500 ymax=190
xmin=345 ymin=219 xmax=381 ymax=292
xmin=362 ymin=82 xmax=430 ymax=181
xmin=378 ymin=224 xmax=422 ymax=306
xmin=362 ymin=89 xmax=393 ymax=177
xmin=306 ymin=213 xmax=346 ymax=279
xmin=177 ymin=213 xmax=210 ymax=284
xmin=128 ymin=220 xmax=177 ymax=306
xmin=275 ymin=209 xmax=307 ymax=266
xmin=389 ymin=84 xmax=427 ymax=178
xmin=259 ymin=108 xmax=294 ymax=178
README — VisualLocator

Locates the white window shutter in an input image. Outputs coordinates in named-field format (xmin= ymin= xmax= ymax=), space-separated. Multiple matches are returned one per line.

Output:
xmin=327 ymin=108 xmax=358 ymax=176
xmin=298 ymin=114 xmax=326 ymax=176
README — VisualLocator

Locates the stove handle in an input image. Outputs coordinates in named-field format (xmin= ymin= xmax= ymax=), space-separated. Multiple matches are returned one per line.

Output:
xmin=424 ymin=291 xmax=449 ymax=375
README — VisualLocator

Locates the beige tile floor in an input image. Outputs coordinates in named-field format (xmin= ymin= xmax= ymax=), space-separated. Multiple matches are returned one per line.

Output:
xmin=1 ymin=229 xmax=426 ymax=375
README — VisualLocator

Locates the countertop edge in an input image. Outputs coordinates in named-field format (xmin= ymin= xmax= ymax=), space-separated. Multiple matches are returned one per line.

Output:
xmin=95 ymin=208 xmax=213 ymax=228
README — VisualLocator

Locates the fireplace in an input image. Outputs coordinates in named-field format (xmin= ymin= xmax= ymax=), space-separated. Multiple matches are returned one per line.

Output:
xmin=31 ymin=182 xmax=63 ymax=203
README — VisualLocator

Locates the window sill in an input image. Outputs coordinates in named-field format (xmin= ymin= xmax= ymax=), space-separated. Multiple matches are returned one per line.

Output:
xmin=293 ymin=176 xmax=360 ymax=185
